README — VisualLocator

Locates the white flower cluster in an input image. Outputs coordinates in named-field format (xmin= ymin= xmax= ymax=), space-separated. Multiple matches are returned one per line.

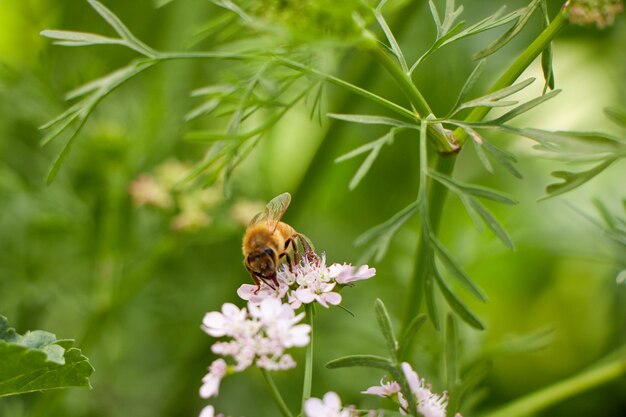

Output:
xmin=304 ymin=392 xmax=360 ymax=417
xmin=237 ymin=254 xmax=376 ymax=308
xmin=362 ymin=362 xmax=462 ymax=417
xmin=199 ymin=297 xmax=311 ymax=398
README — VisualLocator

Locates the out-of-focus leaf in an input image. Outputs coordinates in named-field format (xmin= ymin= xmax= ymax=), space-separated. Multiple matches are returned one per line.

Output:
xmin=398 ymin=314 xmax=427 ymax=361
xmin=483 ymin=141 xmax=523 ymax=179
xmin=429 ymin=169 xmax=517 ymax=205
xmin=433 ymin=269 xmax=485 ymax=330
xmin=425 ymin=272 xmax=441 ymax=330
xmin=374 ymin=299 xmax=398 ymax=363
xmin=375 ymin=5 xmax=408 ymax=72
xmin=0 ymin=316 xmax=93 ymax=397
xmin=605 ymin=107 xmax=626 ymax=128
xmin=543 ymin=159 xmax=617 ymax=199
xmin=326 ymin=355 xmax=394 ymax=372
xmin=490 ymin=89 xmax=560 ymax=124
xmin=327 ymin=113 xmax=415 ymax=128
xmin=513 ymin=128 xmax=625 ymax=153
xmin=448 ymin=60 xmax=486 ymax=116
xmin=473 ymin=0 xmax=542 ymax=60
xmin=445 ymin=314 xmax=459 ymax=390
xmin=40 ymin=30 xmax=123 ymax=47
xmin=185 ymin=98 xmax=221 ymax=121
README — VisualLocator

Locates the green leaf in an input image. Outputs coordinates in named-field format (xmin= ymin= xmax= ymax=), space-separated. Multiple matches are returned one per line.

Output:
xmin=454 ymin=78 xmax=534 ymax=114
xmin=87 ymin=0 xmax=156 ymax=57
xmin=605 ymin=107 xmax=626 ymax=128
xmin=40 ymin=30 xmax=123 ymax=47
xmin=430 ymin=234 xmax=488 ymax=302
xmin=424 ymin=272 xmax=441 ymax=331
xmin=445 ymin=314 xmax=458 ymax=390
xmin=483 ymin=141 xmax=523 ymax=179
xmin=448 ymin=60 xmax=486 ymax=116
xmin=473 ymin=0 xmax=542 ymax=60
xmin=490 ymin=89 xmax=560 ymax=124
xmin=46 ymin=114 xmax=88 ymax=185
xmin=428 ymin=169 xmax=517 ymax=205
xmin=511 ymin=128 xmax=625 ymax=154
xmin=468 ymin=198 xmax=515 ymax=249
xmin=325 ymin=355 xmax=394 ymax=372
xmin=0 ymin=316 xmax=93 ymax=397
xmin=336 ymin=130 xmax=395 ymax=190
xmin=355 ymin=201 xmax=419 ymax=263
xmin=543 ymin=159 xmax=617 ymax=199
xmin=472 ymin=137 xmax=494 ymax=174
xmin=540 ymin=0 xmax=555 ymax=92
xmin=374 ymin=6 xmax=408 ymax=73
xmin=433 ymin=269 xmax=485 ymax=330
xmin=374 ymin=299 xmax=398 ymax=363
xmin=327 ymin=113 xmax=416 ymax=128
xmin=185 ymin=98 xmax=221 ymax=121
xmin=398 ymin=314 xmax=427 ymax=361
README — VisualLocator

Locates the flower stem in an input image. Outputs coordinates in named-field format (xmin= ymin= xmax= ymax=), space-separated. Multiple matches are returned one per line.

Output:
xmin=301 ymin=303 xmax=314 ymax=416
xmin=482 ymin=351 xmax=626 ymax=417
xmin=261 ymin=368 xmax=294 ymax=417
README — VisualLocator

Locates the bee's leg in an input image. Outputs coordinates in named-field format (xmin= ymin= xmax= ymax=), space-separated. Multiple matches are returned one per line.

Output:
xmin=297 ymin=234 xmax=318 ymax=264
xmin=246 ymin=265 xmax=264 ymax=294
xmin=284 ymin=238 xmax=299 ymax=267
xmin=282 ymin=252 xmax=294 ymax=272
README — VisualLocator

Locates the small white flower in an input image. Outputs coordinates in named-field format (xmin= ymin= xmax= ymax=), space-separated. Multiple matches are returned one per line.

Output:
xmin=305 ymin=391 xmax=355 ymax=417
xmin=400 ymin=362 xmax=457 ymax=417
xmin=199 ymin=405 xmax=214 ymax=417
xmin=201 ymin=303 xmax=249 ymax=338
xmin=199 ymin=359 xmax=227 ymax=399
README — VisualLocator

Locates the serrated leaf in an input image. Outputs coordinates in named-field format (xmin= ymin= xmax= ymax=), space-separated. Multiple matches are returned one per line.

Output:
xmin=430 ymin=234 xmax=488 ymax=302
xmin=605 ymin=107 xmax=626 ymax=128
xmin=327 ymin=113 xmax=415 ymax=128
xmin=445 ymin=314 xmax=458 ymax=390
xmin=398 ymin=314 xmax=427 ymax=361
xmin=326 ymin=355 xmax=394 ymax=372
xmin=455 ymin=78 xmax=534 ymax=114
xmin=374 ymin=299 xmax=398 ymax=363
xmin=433 ymin=269 xmax=484 ymax=330
xmin=543 ymin=159 xmax=616 ymax=199
xmin=468 ymin=198 xmax=515 ymax=249
xmin=473 ymin=0 xmax=542 ymax=60
xmin=0 ymin=316 xmax=93 ymax=398
xmin=40 ymin=30 xmax=123 ymax=46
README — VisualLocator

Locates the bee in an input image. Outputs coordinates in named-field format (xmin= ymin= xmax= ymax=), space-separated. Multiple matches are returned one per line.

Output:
xmin=242 ymin=192 xmax=312 ymax=292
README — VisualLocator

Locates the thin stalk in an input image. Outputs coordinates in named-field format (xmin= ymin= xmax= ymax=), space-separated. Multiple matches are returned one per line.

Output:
xmin=482 ymin=352 xmax=626 ymax=417
xmin=261 ymin=368 xmax=294 ymax=417
xmin=301 ymin=304 xmax=314 ymax=416
xmin=456 ymin=10 xmax=568 ymax=145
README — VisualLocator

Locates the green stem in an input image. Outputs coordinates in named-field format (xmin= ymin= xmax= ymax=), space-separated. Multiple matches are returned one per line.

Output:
xmin=402 ymin=154 xmax=456 ymax=333
xmin=456 ymin=10 xmax=568 ymax=145
xmin=482 ymin=352 xmax=626 ymax=417
xmin=301 ymin=304 xmax=314 ymax=416
xmin=369 ymin=42 xmax=458 ymax=153
xmin=261 ymin=368 xmax=294 ymax=417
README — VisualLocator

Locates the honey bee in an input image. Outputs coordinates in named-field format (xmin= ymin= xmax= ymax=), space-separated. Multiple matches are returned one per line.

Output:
xmin=242 ymin=192 xmax=312 ymax=292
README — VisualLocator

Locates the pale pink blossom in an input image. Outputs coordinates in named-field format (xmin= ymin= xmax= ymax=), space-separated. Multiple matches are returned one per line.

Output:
xmin=237 ymin=253 xmax=375 ymax=308
xmin=199 ymin=359 xmax=227 ymax=398
xmin=304 ymin=391 xmax=356 ymax=417
xmin=329 ymin=263 xmax=376 ymax=284
xmin=201 ymin=303 xmax=251 ymax=338
xmin=362 ymin=377 xmax=401 ymax=397
xmin=198 ymin=405 xmax=225 ymax=417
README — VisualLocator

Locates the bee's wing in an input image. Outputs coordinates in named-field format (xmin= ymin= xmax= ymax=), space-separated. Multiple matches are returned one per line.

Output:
xmin=265 ymin=192 xmax=291 ymax=233
xmin=248 ymin=211 xmax=267 ymax=227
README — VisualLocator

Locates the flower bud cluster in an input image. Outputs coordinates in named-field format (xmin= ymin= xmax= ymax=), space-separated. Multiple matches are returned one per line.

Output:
xmin=568 ymin=0 xmax=624 ymax=28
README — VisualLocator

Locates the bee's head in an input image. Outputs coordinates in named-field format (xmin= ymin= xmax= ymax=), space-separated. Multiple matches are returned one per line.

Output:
xmin=247 ymin=247 xmax=277 ymax=277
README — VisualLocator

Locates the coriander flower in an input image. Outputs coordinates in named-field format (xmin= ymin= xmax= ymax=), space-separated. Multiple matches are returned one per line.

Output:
xmin=200 ymin=298 xmax=311 ymax=399
xmin=304 ymin=391 xmax=357 ymax=417
xmin=362 ymin=363 xmax=462 ymax=417
xmin=238 ymin=253 xmax=375 ymax=308
xmin=199 ymin=405 xmax=225 ymax=417
xmin=199 ymin=359 xmax=227 ymax=399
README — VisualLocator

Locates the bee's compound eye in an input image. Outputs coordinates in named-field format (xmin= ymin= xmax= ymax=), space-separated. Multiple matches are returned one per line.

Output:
xmin=263 ymin=248 xmax=276 ymax=259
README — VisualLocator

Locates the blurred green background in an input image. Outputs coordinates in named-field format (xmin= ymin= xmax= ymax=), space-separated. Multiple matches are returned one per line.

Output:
xmin=1 ymin=0 xmax=625 ymax=416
